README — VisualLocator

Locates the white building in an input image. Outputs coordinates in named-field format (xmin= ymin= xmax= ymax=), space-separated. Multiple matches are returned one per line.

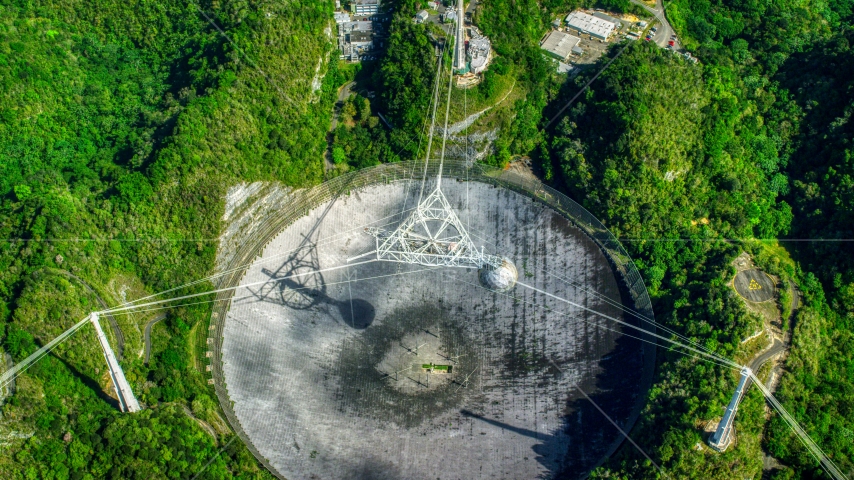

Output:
xmin=338 ymin=21 xmax=373 ymax=34
xmin=468 ymin=36 xmax=491 ymax=74
xmin=540 ymin=30 xmax=581 ymax=61
xmin=351 ymin=0 xmax=380 ymax=16
xmin=334 ymin=12 xmax=351 ymax=24
xmin=349 ymin=31 xmax=374 ymax=50
xmin=415 ymin=10 xmax=429 ymax=23
xmin=565 ymin=11 xmax=616 ymax=40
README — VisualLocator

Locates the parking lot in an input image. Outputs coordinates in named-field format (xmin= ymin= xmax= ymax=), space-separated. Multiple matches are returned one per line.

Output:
xmin=571 ymin=34 xmax=613 ymax=65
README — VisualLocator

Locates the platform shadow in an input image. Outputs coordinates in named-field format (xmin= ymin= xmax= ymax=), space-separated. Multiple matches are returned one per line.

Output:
xmin=49 ymin=353 xmax=121 ymax=410
xmin=255 ymin=266 xmax=376 ymax=330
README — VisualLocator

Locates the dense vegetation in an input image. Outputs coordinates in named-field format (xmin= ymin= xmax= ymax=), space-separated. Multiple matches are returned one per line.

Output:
xmin=0 ymin=0 xmax=342 ymax=477
xmin=2 ymin=0 xmax=853 ymax=477
xmin=541 ymin=0 xmax=854 ymax=477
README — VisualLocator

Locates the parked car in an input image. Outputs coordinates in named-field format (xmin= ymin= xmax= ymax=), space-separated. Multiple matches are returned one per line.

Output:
xmin=669 ymin=40 xmax=675 ymax=46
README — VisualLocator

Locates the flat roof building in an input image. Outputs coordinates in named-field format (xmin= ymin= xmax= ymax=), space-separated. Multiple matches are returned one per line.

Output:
xmin=338 ymin=21 xmax=373 ymax=35
xmin=469 ymin=36 xmax=491 ymax=74
xmin=592 ymin=11 xmax=621 ymax=26
xmin=334 ymin=12 xmax=351 ymax=24
xmin=565 ymin=11 xmax=616 ymax=40
xmin=540 ymin=30 xmax=581 ymax=61
xmin=349 ymin=31 xmax=374 ymax=48
xmin=351 ymin=0 xmax=380 ymax=15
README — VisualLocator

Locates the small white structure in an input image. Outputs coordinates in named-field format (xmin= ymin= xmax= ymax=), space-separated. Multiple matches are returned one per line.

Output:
xmin=339 ymin=21 xmax=373 ymax=34
xmin=334 ymin=12 xmax=351 ymax=23
xmin=565 ymin=11 xmax=616 ymax=40
xmin=351 ymin=0 xmax=380 ymax=15
xmin=540 ymin=30 xmax=581 ymax=61
xmin=468 ymin=31 xmax=492 ymax=74
xmin=480 ymin=258 xmax=518 ymax=292
xmin=415 ymin=10 xmax=429 ymax=23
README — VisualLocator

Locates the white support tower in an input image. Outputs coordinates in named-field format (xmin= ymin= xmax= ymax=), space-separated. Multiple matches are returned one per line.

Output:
xmin=709 ymin=366 xmax=751 ymax=452
xmin=91 ymin=312 xmax=141 ymax=412
xmin=452 ymin=0 xmax=467 ymax=74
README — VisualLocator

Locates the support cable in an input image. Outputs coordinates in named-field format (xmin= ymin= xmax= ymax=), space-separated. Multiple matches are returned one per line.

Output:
xmin=0 ymin=315 xmax=91 ymax=390
xmin=515 ymin=280 xmax=741 ymax=369
xmin=417 ymin=33 xmax=451 ymax=203
xmin=751 ymin=373 xmax=849 ymax=480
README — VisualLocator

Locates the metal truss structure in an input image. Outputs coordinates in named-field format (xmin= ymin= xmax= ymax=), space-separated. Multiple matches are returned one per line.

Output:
xmin=359 ymin=27 xmax=502 ymax=272
xmin=365 ymin=185 xmax=502 ymax=270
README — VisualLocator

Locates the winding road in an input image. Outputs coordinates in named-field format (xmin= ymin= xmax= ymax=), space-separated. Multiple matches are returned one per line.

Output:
xmin=144 ymin=313 xmax=167 ymax=365
xmin=749 ymin=282 xmax=799 ymax=376
xmin=629 ymin=0 xmax=678 ymax=48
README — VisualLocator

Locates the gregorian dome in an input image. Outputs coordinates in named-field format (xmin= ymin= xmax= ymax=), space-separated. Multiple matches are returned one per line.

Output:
xmin=479 ymin=257 xmax=518 ymax=292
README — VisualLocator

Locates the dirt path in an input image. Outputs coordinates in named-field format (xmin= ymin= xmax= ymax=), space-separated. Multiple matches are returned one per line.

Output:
xmin=439 ymin=80 xmax=515 ymax=136
xmin=325 ymin=81 xmax=355 ymax=173
xmin=182 ymin=405 xmax=219 ymax=444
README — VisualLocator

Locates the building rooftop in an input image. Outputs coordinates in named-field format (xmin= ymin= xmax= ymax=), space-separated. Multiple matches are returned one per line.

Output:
xmin=350 ymin=31 xmax=373 ymax=43
xmin=565 ymin=11 xmax=616 ymax=39
xmin=338 ymin=20 xmax=373 ymax=34
xmin=592 ymin=11 xmax=621 ymax=26
xmin=469 ymin=37 xmax=491 ymax=70
xmin=540 ymin=30 xmax=581 ymax=59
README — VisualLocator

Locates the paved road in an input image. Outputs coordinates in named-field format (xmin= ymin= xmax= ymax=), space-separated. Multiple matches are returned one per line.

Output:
xmin=329 ymin=81 xmax=354 ymax=132
xmin=749 ymin=338 xmax=785 ymax=373
xmin=749 ymin=282 xmax=800 ymax=375
xmin=56 ymin=270 xmax=125 ymax=360
xmin=144 ymin=313 xmax=167 ymax=365
xmin=629 ymin=0 xmax=678 ymax=48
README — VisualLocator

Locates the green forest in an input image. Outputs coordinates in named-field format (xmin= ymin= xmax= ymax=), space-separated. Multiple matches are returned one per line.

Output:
xmin=0 ymin=0 xmax=342 ymax=477
xmin=1 ymin=0 xmax=853 ymax=477
xmin=545 ymin=0 xmax=854 ymax=477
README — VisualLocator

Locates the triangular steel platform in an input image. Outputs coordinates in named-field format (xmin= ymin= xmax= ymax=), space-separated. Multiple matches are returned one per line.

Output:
xmin=365 ymin=186 xmax=501 ymax=269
